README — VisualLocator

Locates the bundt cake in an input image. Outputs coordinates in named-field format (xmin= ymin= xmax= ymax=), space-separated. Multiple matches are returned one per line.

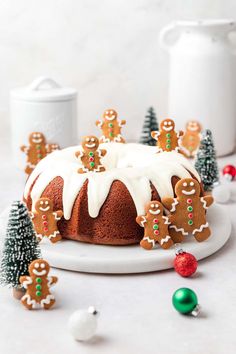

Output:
xmin=24 ymin=142 xmax=201 ymax=245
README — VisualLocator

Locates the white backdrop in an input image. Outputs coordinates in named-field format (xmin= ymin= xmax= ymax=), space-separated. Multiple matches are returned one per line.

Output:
xmin=0 ymin=0 xmax=235 ymax=141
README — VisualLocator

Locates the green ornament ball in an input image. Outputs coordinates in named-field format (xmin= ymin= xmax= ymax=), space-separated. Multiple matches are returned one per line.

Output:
xmin=172 ymin=288 xmax=199 ymax=315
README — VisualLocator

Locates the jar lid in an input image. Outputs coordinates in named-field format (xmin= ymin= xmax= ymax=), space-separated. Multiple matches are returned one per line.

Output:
xmin=11 ymin=76 xmax=77 ymax=102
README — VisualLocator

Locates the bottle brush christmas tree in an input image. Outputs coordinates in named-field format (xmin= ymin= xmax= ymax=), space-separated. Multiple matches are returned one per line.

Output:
xmin=139 ymin=107 xmax=158 ymax=146
xmin=0 ymin=201 xmax=41 ymax=298
xmin=194 ymin=129 xmax=219 ymax=192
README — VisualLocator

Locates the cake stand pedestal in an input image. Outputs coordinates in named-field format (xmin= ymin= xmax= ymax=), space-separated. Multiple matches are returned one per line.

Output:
xmin=0 ymin=204 xmax=231 ymax=274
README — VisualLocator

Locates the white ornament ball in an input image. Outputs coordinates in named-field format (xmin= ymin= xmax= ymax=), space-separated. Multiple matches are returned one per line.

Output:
xmin=68 ymin=307 xmax=98 ymax=341
xmin=212 ymin=184 xmax=231 ymax=204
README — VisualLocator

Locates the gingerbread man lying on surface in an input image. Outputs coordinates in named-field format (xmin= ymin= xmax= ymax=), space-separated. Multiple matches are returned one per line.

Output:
xmin=151 ymin=118 xmax=183 ymax=153
xmin=96 ymin=109 xmax=126 ymax=143
xmin=162 ymin=178 xmax=214 ymax=243
xmin=136 ymin=201 xmax=174 ymax=250
xmin=75 ymin=135 xmax=106 ymax=173
xmin=20 ymin=259 xmax=57 ymax=310
xmin=30 ymin=198 xmax=63 ymax=243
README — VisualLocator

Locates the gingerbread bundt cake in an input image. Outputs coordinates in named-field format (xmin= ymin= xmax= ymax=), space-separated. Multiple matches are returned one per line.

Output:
xmin=24 ymin=143 xmax=201 ymax=245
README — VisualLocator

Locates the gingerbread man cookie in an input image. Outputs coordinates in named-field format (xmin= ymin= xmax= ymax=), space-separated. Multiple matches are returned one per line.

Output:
xmin=151 ymin=118 xmax=183 ymax=153
xmin=136 ymin=201 xmax=174 ymax=250
xmin=96 ymin=109 xmax=126 ymax=143
xmin=21 ymin=132 xmax=60 ymax=175
xmin=75 ymin=135 xmax=106 ymax=173
xmin=181 ymin=121 xmax=202 ymax=157
xmin=30 ymin=198 xmax=63 ymax=243
xmin=162 ymin=178 xmax=214 ymax=243
xmin=20 ymin=259 xmax=57 ymax=310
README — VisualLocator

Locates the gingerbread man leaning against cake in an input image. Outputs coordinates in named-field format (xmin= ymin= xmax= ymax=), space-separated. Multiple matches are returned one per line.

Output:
xmin=162 ymin=178 xmax=214 ymax=243
xmin=151 ymin=118 xmax=183 ymax=153
xmin=136 ymin=201 xmax=174 ymax=250
xmin=75 ymin=135 xmax=106 ymax=173
xmin=96 ymin=109 xmax=126 ymax=143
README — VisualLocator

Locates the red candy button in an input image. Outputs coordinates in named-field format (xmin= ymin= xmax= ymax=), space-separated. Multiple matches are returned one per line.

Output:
xmin=187 ymin=199 xmax=192 ymax=204
xmin=43 ymin=221 xmax=48 ymax=226
xmin=153 ymin=219 xmax=159 ymax=223
xmin=188 ymin=213 xmax=193 ymax=218
xmin=44 ymin=228 xmax=48 ymax=232
xmin=154 ymin=230 xmax=159 ymax=235
xmin=42 ymin=215 xmax=47 ymax=220
xmin=89 ymin=157 xmax=94 ymax=162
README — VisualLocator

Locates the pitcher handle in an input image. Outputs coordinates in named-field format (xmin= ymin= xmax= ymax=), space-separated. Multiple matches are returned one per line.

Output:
xmin=29 ymin=76 xmax=61 ymax=91
xmin=159 ymin=22 xmax=178 ymax=51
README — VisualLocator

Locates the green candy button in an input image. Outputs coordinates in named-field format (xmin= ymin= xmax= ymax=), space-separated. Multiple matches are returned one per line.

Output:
xmin=187 ymin=206 xmax=193 ymax=212
xmin=166 ymin=144 xmax=171 ymax=149
xmin=109 ymin=123 xmax=113 ymax=127
xmin=36 ymin=284 xmax=42 ymax=291
xmin=90 ymin=162 xmax=95 ymax=167
xmin=188 ymin=220 xmax=193 ymax=226
xmin=36 ymin=291 xmax=42 ymax=297
xmin=36 ymin=277 xmax=42 ymax=283
xmin=109 ymin=132 xmax=113 ymax=137
xmin=89 ymin=152 xmax=94 ymax=157
xmin=166 ymin=133 xmax=171 ymax=138
xmin=153 ymin=224 xmax=159 ymax=230
xmin=166 ymin=139 xmax=171 ymax=143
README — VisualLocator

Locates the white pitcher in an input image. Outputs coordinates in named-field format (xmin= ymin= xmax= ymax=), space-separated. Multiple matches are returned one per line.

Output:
xmin=160 ymin=19 xmax=236 ymax=156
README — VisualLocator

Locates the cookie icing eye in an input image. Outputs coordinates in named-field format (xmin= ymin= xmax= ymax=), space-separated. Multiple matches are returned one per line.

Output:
xmin=168 ymin=121 xmax=172 ymax=126
xmin=105 ymin=111 xmax=109 ymax=114
xmin=34 ymin=262 xmax=39 ymax=268
xmin=109 ymin=110 xmax=113 ymax=114
xmin=190 ymin=181 xmax=194 ymax=186
xmin=183 ymin=182 xmax=187 ymax=187
xmin=40 ymin=263 xmax=45 ymax=268
xmin=151 ymin=203 xmax=155 ymax=208
xmin=40 ymin=201 xmax=44 ymax=205
xmin=91 ymin=138 xmax=95 ymax=142
xmin=164 ymin=121 xmax=168 ymax=126
xmin=155 ymin=203 xmax=159 ymax=208
xmin=86 ymin=137 xmax=90 ymax=142
xmin=45 ymin=200 xmax=49 ymax=205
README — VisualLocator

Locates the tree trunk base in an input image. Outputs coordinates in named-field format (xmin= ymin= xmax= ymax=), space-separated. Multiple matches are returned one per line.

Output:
xmin=13 ymin=287 xmax=25 ymax=300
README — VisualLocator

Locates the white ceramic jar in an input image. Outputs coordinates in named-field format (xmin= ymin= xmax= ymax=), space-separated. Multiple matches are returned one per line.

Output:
xmin=160 ymin=19 xmax=236 ymax=156
xmin=10 ymin=76 xmax=77 ymax=168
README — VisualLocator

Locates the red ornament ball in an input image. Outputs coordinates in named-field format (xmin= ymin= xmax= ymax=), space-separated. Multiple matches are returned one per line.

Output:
xmin=222 ymin=165 xmax=236 ymax=181
xmin=174 ymin=252 xmax=198 ymax=277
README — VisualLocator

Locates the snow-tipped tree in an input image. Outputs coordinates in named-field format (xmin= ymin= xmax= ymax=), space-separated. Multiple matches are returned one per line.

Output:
xmin=195 ymin=129 xmax=219 ymax=191
xmin=139 ymin=107 xmax=158 ymax=146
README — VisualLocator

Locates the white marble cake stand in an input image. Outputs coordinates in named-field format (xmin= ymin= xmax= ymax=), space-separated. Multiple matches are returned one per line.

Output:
xmin=0 ymin=204 xmax=231 ymax=274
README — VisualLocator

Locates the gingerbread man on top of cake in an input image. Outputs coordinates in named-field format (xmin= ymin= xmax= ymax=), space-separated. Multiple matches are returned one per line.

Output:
xmin=21 ymin=132 xmax=60 ymax=175
xmin=151 ymin=118 xmax=183 ymax=153
xmin=162 ymin=178 xmax=214 ymax=243
xmin=75 ymin=135 xmax=106 ymax=173
xmin=96 ymin=109 xmax=126 ymax=143
xmin=181 ymin=121 xmax=202 ymax=157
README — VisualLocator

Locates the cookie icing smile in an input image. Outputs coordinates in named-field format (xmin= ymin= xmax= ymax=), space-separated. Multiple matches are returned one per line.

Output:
xmin=85 ymin=143 xmax=96 ymax=148
xmin=149 ymin=209 xmax=160 ymax=215
xmin=162 ymin=126 xmax=173 ymax=132
xmin=32 ymin=269 xmax=47 ymax=276
xmin=105 ymin=115 xmax=116 ymax=120
xmin=182 ymin=189 xmax=196 ymax=195
xmin=39 ymin=206 xmax=50 ymax=212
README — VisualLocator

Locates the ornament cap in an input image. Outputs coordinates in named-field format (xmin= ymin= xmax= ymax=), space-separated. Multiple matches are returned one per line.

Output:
xmin=191 ymin=304 xmax=201 ymax=317
xmin=88 ymin=306 xmax=98 ymax=316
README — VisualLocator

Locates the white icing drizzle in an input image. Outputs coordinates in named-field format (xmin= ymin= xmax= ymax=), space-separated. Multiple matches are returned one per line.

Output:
xmin=162 ymin=216 xmax=170 ymax=225
xmin=40 ymin=294 xmax=55 ymax=307
xmin=21 ymin=276 xmax=33 ymax=289
xmin=140 ymin=216 xmax=147 ymax=227
xmin=169 ymin=225 xmax=188 ymax=235
xmin=24 ymin=143 xmax=200 ymax=220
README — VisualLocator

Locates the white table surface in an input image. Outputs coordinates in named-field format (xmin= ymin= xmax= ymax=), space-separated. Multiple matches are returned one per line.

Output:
xmin=0 ymin=131 xmax=236 ymax=354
